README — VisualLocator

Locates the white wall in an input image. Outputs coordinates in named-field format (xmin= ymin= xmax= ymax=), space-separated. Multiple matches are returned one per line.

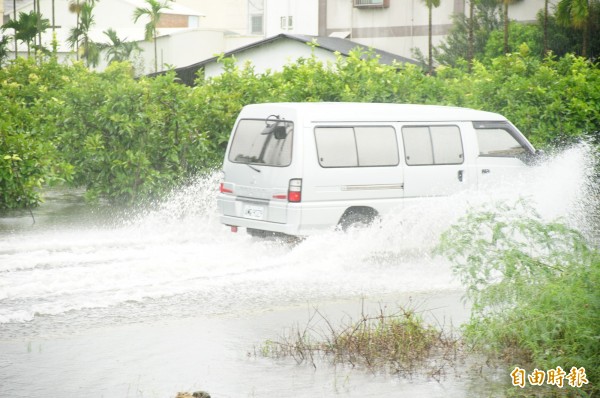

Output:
xmin=204 ymin=38 xmax=337 ymax=78
xmin=263 ymin=0 xmax=319 ymax=36
xmin=174 ymin=0 xmax=249 ymax=34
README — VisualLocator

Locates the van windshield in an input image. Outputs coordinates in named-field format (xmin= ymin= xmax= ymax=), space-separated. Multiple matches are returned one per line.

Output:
xmin=228 ymin=119 xmax=293 ymax=167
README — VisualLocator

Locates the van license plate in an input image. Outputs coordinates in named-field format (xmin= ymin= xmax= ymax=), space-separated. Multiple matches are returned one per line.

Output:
xmin=243 ymin=205 xmax=264 ymax=220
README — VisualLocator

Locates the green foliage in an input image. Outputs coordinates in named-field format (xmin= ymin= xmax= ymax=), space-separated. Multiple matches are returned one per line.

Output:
xmin=99 ymin=28 xmax=141 ymax=65
xmin=0 ymin=36 xmax=11 ymax=67
xmin=55 ymin=62 xmax=212 ymax=203
xmin=1 ymin=11 xmax=51 ymax=57
xmin=437 ymin=0 xmax=600 ymax=63
xmin=436 ymin=200 xmax=600 ymax=395
xmin=435 ymin=0 xmax=503 ymax=66
xmin=67 ymin=0 xmax=101 ymax=67
xmin=484 ymin=22 xmax=544 ymax=58
xmin=461 ymin=49 xmax=600 ymax=146
xmin=132 ymin=0 xmax=172 ymax=73
xmin=0 ymin=57 xmax=74 ymax=210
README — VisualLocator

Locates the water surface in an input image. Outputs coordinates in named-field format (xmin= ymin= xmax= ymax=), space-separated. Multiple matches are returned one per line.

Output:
xmin=0 ymin=145 xmax=596 ymax=397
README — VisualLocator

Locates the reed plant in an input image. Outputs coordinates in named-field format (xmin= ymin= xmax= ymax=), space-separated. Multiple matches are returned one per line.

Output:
xmin=259 ymin=305 xmax=461 ymax=379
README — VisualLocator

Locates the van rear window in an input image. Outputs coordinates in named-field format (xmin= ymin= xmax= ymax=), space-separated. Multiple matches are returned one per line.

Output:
xmin=228 ymin=119 xmax=293 ymax=167
xmin=314 ymin=126 xmax=399 ymax=167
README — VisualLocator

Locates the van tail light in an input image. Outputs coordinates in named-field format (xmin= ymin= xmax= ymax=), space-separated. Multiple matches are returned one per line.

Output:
xmin=288 ymin=178 xmax=302 ymax=202
xmin=220 ymin=182 xmax=233 ymax=194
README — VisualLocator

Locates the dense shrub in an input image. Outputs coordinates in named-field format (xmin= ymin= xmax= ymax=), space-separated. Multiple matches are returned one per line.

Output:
xmin=0 ymin=57 xmax=73 ymax=209
xmin=436 ymin=201 xmax=600 ymax=396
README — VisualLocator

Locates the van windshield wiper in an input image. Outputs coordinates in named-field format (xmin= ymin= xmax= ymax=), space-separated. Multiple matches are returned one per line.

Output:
xmin=246 ymin=163 xmax=261 ymax=173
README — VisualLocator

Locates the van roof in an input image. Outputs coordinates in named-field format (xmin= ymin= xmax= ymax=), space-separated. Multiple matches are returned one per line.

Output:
xmin=241 ymin=102 xmax=508 ymax=123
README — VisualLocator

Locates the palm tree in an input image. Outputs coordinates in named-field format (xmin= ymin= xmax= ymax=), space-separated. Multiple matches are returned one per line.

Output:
xmin=0 ymin=36 xmax=11 ymax=66
xmin=68 ymin=0 xmax=83 ymax=60
xmin=133 ymin=0 xmax=172 ymax=73
xmin=100 ymin=28 xmax=140 ymax=64
xmin=467 ymin=0 xmax=476 ymax=70
xmin=498 ymin=0 xmax=523 ymax=54
xmin=67 ymin=1 xmax=100 ymax=67
xmin=542 ymin=0 xmax=549 ymax=55
xmin=556 ymin=0 xmax=597 ymax=57
xmin=421 ymin=0 xmax=441 ymax=73
xmin=2 ymin=11 xmax=50 ymax=57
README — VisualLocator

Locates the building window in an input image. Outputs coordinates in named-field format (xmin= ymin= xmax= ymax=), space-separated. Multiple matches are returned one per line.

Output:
xmin=280 ymin=16 xmax=293 ymax=30
xmin=188 ymin=15 xmax=199 ymax=28
xmin=249 ymin=0 xmax=264 ymax=35
xmin=250 ymin=14 xmax=263 ymax=35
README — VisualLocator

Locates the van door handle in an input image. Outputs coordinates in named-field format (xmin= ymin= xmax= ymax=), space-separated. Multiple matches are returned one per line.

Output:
xmin=458 ymin=170 xmax=464 ymax=182
xmin=482 ymin=169 xmax=490 ymax=174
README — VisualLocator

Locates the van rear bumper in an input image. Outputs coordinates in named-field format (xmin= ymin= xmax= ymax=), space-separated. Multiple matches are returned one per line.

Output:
xmin=219 ymin=215 xmax=306 ymax=236
xmin=217 ymin=194 xmax=341 ymax=236
xmin=218 ymin=194 xmax=305 ymax=235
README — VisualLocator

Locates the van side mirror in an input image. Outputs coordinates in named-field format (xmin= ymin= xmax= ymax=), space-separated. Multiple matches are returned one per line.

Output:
xmin=261 ymin=124 xmax=288 ymax=139
xmin=273 ymin=125 xmax=288 ymax=140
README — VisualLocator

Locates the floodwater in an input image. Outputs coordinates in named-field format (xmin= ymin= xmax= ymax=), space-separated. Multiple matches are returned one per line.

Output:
xmin=0 ymin=145 xmax=596 ymax=398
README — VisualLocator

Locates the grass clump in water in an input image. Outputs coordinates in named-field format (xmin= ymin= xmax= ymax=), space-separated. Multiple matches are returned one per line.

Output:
xmin=259 ymin=305 xmax=461 ymax=379
xmin=436 ymin=199 xmax=600 ymax=396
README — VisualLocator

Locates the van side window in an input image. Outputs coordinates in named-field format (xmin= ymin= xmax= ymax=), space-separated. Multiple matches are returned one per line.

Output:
xmin=402 ymin=125 xmax=464 ymax=165
xmin=314 ymin=126 xmax=399 ymax=168
xmin=476 ymin=128 xmax=527 ymax=157
xmin=229 ymin=119 xmax=293 ymax=167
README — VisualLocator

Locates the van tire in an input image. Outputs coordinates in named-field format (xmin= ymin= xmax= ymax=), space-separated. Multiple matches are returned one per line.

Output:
xmin=338 ymin=208 xmax=378 ymax=231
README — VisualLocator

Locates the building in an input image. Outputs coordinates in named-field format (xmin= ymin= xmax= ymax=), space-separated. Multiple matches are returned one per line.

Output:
xmin=1 ymin=0 xmax=208 ymax=73
xmin=321 ymin=0 xmax=546 ymax=57
xmin=170 ymin=33 xmax=419 ymax=85
xmin=1 ymin=0 xmax=547 ymax=73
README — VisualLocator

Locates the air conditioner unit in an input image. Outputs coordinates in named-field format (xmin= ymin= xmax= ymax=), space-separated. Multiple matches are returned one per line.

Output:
xmin=354 ymin=0 xmax=390 ymax=8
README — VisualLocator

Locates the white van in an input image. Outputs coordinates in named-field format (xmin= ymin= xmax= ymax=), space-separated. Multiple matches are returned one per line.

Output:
xmin=217 ymin=102 xmax=536 ymax=237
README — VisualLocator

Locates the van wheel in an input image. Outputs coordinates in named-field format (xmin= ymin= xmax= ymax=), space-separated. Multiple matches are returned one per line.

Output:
xmin=338 ymin=208 xmax=378 ymax=231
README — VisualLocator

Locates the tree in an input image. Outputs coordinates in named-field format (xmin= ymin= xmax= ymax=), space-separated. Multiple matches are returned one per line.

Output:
xmin=422 ymin=0 xmax=442 ymax=73
xmin=543 ymin=0 xmax=549 ymax=54
xmin=0 ymin=36 xmax=11 ymax=66
xmin=99 ymin=28 xmax=141 ymax=64
xmin=133 ymin=0 xmax=172 ymax=73
xmin=435 ymin=0 xmax=501 ymax=66
xmin=556 ymin=0 xmax=599 ymax=57
xmin=68 ymin=0 xmax=83 ymax=60
xmin=67 ymin=1 xmax=100 ymax=67
xmin=1 ymin=11 xmax=50 ymax=57
xmin=499 ymin=0 xmax=523 ymax=54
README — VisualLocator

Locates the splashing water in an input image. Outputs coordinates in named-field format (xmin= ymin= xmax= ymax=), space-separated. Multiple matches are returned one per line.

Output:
xmin=0 ymin=144 xmax=596 ymax=332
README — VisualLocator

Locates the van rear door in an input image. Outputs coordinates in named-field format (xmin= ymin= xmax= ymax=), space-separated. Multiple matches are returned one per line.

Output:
xmin=220 ymin=118 xmax=296 ymax=224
